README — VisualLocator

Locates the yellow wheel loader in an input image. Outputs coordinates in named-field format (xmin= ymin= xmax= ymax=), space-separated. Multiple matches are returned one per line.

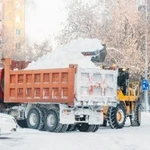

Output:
xmin=82 ymin=45 xmax=141 ymax=129
xmin=103 ymin=68 xmax=141 ymax=129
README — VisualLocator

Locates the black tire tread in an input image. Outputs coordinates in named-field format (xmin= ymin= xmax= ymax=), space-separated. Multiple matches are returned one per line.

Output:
xmin=92 ymin=125 xmax=99 ymax=132
xmin=27 ymin=107 xmax=44 ymax=130
xmin=130 ymin=102 xmax=141 ymax=126
xmin=107 ymin=102 xmax=126 ymax=129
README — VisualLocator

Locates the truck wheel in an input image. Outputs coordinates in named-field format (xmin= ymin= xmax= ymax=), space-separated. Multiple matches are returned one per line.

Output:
xmin=67 ymin=124 xmax=76 ymax=132
xmin=27 ymin=107 xmax=44 ymax=130
xmin=108 ymin=102 xmax=126 ymax=129
xmin=92 ymin=125 xmax=99 ymax=132
xmin=76 ymin=123 xmax=89 ymax=132
xmin=77 ymin=124 xmax=98 ymax=132
xmin=39 ymin=107 xmax=48 ymax=130
xmin=17 ymin=119 xmax=27 ymax=128
xmin=87 ymin=125 xmax=96 ymax=132
xmin=130 ymin=102 xmax=141 ymax=126
xmin=41 ymin=107 xmax=48 ymax=116
xmin=60 ymin=125 xmax=68 ymax=132
xmin=102 ymin=119 xmax=107 ymax=127
xmin=44 ymin=109 xmax=63 ymax=132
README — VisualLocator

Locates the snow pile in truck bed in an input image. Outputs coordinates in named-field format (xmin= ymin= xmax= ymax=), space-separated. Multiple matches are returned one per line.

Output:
xmin=26 ymin=38 xmax=103 ymax=69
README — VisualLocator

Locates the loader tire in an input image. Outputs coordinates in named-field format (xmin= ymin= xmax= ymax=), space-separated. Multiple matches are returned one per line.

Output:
xmin=108 ymin=102 xmax=126 ymax=129
xmin=44 ymin=109 xmax=63 ymax=132
xmin=27 ymin=107 xmax=44 ymax=130
xmin=130 ymin=102 xmax=141 ymax=126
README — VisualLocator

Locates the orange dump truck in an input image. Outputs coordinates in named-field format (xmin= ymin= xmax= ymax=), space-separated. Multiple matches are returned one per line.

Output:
xmin=0 ymin=58 xmax=118 ymax=132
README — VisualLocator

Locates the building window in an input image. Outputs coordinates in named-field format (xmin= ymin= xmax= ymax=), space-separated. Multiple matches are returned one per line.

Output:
xmin=16 ymin=2 xmax=21 ymax=9
xmin=16 ymin=43 xmax=21 ymax=49
xmin=16 ymin=15 xmax=21 ymax=23
xmin=16 ymin=29 xmax=21 ymax=35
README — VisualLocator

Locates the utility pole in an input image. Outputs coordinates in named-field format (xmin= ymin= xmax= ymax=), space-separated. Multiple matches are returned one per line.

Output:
xmin=144 ymin=0 xmax=149 ymax=112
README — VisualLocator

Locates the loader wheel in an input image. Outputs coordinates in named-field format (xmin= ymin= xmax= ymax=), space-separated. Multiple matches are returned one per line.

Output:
xmin=130 ymin=102 xmax=141 ymax=126
xmin=108 ymin=103 xmax=126 ymax=129
xmin=44 ymin=109 xmax=63 ymax=132
xmin=27 ymin=107 xmax=44 ymax=130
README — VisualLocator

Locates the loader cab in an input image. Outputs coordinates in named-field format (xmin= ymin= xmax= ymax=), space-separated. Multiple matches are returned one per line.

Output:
xmin=117 ymin=68 xmax=129 ymax=95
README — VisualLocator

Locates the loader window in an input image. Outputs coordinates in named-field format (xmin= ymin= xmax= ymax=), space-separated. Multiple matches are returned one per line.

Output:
xmin=118 ymin=68 xmax=129 ymax=95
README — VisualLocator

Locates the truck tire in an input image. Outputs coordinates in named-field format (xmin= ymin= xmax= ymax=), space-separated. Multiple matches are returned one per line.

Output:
xmin=130 ymin=102 xmax=141 ymax=126
xmin=92 ymin=125 xmax=99 ymax=132
xmin=108 ymin=102 xmax=126 ymax=129
xmin=102 ymin=119 xmax=107 ymax=127
xmin=60 ymin=125 xmax=68 ymax=132
xmin=17 ymin=119 xmax=27 ymax=128
xmin=41 ymin=107 xmax=48 ymax=116
xmin=67 ymin=124 xmax=76 ymax=132
xmin=87 ymin=125 xmax=96 ymax=132
xmin=39 ymin=107 xmax=48 ymax=130
xmin=44 ymin=109 xmax=63 ymax=132
xmin=27 ymin=107 xmax=44 ymax=130
xmin=77 ymin=124 xmax=99 ymax=132
xmin=77 ymin=123 xmax=89 ymax=132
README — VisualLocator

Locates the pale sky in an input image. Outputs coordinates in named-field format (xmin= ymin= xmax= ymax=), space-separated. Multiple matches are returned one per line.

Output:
xmin=25 ymin=0 xmax=98 ymax=44
xmin=25 ymin=0 xmax=68 ymax=43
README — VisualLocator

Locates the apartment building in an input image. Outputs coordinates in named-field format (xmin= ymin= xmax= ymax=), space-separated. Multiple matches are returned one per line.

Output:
xmin=1 ymin=0 xmax=25 ymax=58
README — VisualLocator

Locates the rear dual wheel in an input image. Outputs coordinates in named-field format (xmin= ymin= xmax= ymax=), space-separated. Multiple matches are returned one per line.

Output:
xmin=44 ymin=109 xmax=68 ymax=132
xmin=67 ymin=124 xmax=77 ymax=132
xmin=76 ymin=123 xmax=99 ymax=132
xmin=27 ymin=107 xmax=44 ymax=130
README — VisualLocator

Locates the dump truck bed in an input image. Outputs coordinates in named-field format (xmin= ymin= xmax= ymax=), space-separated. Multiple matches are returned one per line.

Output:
xmin=3 ymin=58 xmax=76 ymax=106
xmin=3 ymin=58 xmax=118 ymax=107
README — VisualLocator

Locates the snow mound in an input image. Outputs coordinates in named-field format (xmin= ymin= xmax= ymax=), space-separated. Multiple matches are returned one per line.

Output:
xmin=26 ymin=38 xmax=103 ymax=70
xmin=56 ymin=38 xmax=103 ymax=52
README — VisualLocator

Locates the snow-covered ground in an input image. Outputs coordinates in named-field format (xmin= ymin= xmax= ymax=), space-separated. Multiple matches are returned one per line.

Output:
xmin=0 ymin=112 xmax=150 ymax=150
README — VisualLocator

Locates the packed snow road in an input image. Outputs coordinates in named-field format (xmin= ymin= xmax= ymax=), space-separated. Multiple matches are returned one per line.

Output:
xmin=0 ymin=112 xmax=150 ymax=150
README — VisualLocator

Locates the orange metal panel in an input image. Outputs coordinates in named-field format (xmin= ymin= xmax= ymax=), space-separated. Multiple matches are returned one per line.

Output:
xmin=3 ymin=58 xmax=76 ymax=106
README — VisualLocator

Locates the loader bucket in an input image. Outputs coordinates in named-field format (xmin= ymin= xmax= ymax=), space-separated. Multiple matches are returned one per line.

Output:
xmin=82 ymin=44 xmax=107 ymax=63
